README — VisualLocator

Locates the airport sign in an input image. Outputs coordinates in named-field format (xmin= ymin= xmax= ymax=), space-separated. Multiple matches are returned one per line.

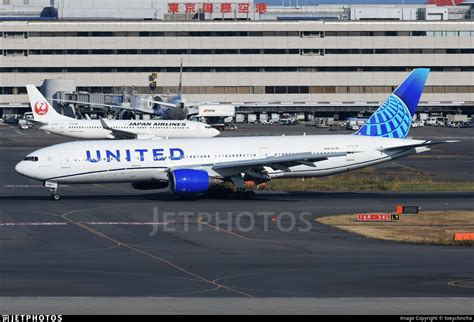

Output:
xmin=357 ymin=214 xmax=400 ymax=222
xmin=168 ymin=2 xmax=268 ymax=14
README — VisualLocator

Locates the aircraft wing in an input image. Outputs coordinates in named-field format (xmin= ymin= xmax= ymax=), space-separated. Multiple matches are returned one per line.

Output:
xmin=212 ymin=151 xmax=347 ymax=174
xmin=378 ymin=140 xmax=459 ymax=152
xmin=99 ymin=118 xmax=137 ymax=139
xmin=51 ymin=98 xmax=156 ymax=115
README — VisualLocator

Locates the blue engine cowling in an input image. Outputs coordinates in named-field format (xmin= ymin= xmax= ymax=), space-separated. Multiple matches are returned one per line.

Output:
xmin=169 ymin=169 xmax=209 ymax=194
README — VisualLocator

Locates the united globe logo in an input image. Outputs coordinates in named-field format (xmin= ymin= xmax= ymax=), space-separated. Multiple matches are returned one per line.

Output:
xmin=355 ymin=94 xmax=412 ymax=139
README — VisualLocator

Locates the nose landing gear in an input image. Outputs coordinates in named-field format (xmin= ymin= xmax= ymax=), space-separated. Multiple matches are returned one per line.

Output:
xmin=44 ymin=181 xmax=60 ymax=201
xmin=51 ymin=190 xmax=60 ymax=201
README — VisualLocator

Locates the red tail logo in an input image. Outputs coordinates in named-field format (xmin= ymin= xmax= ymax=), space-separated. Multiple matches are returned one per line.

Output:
xmin=34 ymin=101 xmax=48 ymax=115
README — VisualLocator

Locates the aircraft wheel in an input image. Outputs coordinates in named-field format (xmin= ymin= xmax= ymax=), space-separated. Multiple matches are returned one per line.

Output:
xmin=51 ymin=193 xmax=60 ymax=201
xmin=244 ymin=191 xmax=256 ymax=200
xmin=235 ymin=191 xmax=256 ymax=200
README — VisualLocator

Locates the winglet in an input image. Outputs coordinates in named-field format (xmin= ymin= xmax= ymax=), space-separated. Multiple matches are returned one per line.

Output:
xmin=99 ymin=117 xmax=112 ymax=130
xmin=99 ymin=117 xmax=138 ymax=139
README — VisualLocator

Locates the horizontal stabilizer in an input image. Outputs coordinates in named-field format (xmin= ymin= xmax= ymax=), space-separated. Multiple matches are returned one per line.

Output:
xmin=27 ymin=119 xmax=48 ymax=127
xmin=378 ymin=140 xmax=460 ymax=152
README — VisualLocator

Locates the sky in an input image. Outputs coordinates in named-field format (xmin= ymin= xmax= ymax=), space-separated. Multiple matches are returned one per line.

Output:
xmin=265 ymin=0 xmax=426 ymax=5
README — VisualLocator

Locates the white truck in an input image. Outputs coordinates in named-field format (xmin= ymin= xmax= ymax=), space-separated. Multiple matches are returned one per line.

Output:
xmin=198 ymin=104 xmax=236 ymax=130
xmin=247 ymin=114 xmax=257 ymax=123
xmin=235 ymin=114 xmax=245 ymax=123
xmin=18 ymin=112 xmax=34 ymax=130
xmin=447 ymin=114 xmax=468 ymax=123
xmin=425 ymin=115 xmax=447 ymax=126
xmin=346 ymin=117 xmax=367 ymax=130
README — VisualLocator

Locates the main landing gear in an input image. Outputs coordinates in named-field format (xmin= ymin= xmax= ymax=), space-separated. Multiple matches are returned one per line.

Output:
xmin=204 ymin=176 xmax=258 ymax=200
xmin=237 ymin=190 xmax=256 ymax=200
xmin=44 ymin=181 xmax=60 ymax=201
xmin=232 ymin=176 xmax=257 ymax=200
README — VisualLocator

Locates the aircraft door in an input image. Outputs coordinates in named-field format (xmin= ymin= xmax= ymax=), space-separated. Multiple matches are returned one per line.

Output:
xmin=259 ymin=147 xmax=269 ymax=158
xmin=346 ymin=145 xmax=355 ymax=161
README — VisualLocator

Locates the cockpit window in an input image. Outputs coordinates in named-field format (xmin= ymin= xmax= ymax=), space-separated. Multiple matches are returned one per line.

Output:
xmin=205 ymin=125 xmax=212 ymax=129
xmin=24 ymin=156 xmax=38 ymax=162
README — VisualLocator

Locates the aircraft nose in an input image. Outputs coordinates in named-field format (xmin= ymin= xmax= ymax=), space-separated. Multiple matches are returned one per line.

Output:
xmin=212 ymin=128 xmax=220 ymax=136
xmin=15 ymin=161 xmax=25 ymax=175
xmin=15 ymin=161 xmax=37 ymax=179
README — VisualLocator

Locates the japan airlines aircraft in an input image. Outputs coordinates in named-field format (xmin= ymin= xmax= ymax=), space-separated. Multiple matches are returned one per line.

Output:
xmin=25 ymin=85 xmax=220 ymax=139
xmin=16 ymin=69 xmax=457 ymax=200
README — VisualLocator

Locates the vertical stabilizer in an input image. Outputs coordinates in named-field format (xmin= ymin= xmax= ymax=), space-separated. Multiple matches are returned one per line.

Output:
xmin=26 ymin=85 xmax=71 ymax=122
xmin=354 ymin=68 xmax=430 ymax=139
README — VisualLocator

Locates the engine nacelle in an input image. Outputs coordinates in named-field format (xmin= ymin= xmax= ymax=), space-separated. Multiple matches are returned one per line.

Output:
xmin=131 ymin=181 xmax=169 ymax=190
xmin=169 ymin=169 xmax=210 ymax=194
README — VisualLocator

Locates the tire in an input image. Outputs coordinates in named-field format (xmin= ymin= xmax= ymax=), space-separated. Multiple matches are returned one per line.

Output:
xmin=244 ymin=191 xmax=256 ymax=200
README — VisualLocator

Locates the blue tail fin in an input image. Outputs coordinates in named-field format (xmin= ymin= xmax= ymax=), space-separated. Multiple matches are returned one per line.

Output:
xmin=354 ymin=68 xmax=429 ymax=139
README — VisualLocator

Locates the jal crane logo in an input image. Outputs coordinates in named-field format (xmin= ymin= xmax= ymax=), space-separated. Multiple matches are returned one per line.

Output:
xmin=34 ymin=100 xmax=49 ymax=115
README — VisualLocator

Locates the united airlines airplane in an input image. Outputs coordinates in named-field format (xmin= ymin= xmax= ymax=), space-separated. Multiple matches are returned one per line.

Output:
xmin=16 ymin=69 xmax=456 ymax=200
xmin=26 ymin=85 xmax=220 ymax=139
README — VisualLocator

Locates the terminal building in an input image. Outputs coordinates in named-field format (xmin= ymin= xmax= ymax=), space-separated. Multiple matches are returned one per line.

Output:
xmin=1 ymin=0 xmax=474 ymax=119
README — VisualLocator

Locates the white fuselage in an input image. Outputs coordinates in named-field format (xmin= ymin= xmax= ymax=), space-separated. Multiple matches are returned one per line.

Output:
xmin=38 ymin=119 xmax=219 ymax=139
xmin=15 ymin=135 xmax=429 ymax=184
